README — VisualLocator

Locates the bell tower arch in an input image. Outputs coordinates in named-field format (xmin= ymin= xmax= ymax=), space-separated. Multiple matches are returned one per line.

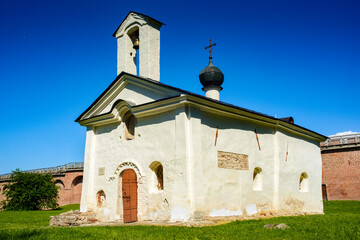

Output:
xmin=113 ymin=11 xmax=164 ymax=81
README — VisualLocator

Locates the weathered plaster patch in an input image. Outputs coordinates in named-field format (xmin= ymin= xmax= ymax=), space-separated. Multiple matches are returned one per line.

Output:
xmin=170 ymin=207 xmax=190 ymax=222
xmin=209 ymin=208 xmax=243 ymax=217
xmin=284 ymin=198 xmax=305 ymax=211
xmin=245 ymin=204 xmax=258 ymax=215
xmin=80 ymin=205 xmax=87 ymax=212
xmin=104 ymin=208 xmax=111 ymax=216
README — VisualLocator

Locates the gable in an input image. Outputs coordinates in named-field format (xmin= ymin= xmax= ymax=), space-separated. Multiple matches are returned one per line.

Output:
xmin=112 ymin=11 xmax=164 ymax=38
xmin=75 ymin=72 xmax=183 ymax=122
xmin=98 ymin=82 xmax=179 ymax=115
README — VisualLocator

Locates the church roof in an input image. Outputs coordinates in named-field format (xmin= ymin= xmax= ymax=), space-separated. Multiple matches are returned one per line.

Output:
xmin=112 ymin=11 xmax=165 ymax=37
xmin=75 ymin=72 xmax=327 ymax=141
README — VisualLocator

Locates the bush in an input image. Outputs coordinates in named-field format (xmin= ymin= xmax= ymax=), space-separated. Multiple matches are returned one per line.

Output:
xmin=1 ymin=169 xmax=59 ymax=210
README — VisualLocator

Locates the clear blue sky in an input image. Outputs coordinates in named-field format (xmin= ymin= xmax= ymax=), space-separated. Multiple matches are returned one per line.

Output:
xmin=1 ymin=0 xmax=359 ymax=174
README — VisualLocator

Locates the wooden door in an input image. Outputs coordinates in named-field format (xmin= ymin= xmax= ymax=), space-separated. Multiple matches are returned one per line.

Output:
xmin=122 ymin=169 xmax=138 ymax=223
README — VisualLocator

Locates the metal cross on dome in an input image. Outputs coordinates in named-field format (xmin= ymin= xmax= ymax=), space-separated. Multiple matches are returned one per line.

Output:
xmin=205 ymin=39 xmax=216 ymax=59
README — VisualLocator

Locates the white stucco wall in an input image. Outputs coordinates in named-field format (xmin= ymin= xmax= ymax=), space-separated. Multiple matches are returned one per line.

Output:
xmin=194 ymin=110 xmax=275 ymax=217
xmin=81 ymin=108 xmax=195 ymax=221
xmin=276 ymin=130 xmax=323 ymax=213
xmin=189 ymin=110 xmax=323 ymax=217
xmin=81 ymin=104 xmax=323 ymax=222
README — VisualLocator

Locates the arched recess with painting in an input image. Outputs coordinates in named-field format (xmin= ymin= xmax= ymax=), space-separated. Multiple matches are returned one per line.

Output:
xmin=71 ymin=175 xmax=83 ymax=204
xmin=149 ymin=161 xmax=164 ymax=192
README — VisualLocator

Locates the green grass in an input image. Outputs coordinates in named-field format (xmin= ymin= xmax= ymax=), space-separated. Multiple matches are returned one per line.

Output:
xmin=0 ymin=201 xmax=359 ymax=239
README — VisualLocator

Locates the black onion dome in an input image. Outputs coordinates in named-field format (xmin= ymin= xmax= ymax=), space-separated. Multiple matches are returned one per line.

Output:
xmin=199 ymin=59 xmax=224 ymax=88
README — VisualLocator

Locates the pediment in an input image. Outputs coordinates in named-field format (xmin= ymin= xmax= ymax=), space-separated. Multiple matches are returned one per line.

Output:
xmin=75 ymin=72 xmax=183 ymax=123
xmin=113 ymin=11 xmax=164 ymax=38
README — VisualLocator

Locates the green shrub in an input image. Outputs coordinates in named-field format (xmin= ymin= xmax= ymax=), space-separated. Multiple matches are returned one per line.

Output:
xmin=1 ymin=169 xmax=59 ymax=211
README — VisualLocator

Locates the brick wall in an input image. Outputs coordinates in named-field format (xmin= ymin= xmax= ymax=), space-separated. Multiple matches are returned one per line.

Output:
xmin=0 ymin=182 xmax=7 ymax=203
xmin=322 ymin=147 xmax=360 ymax=200
xmin=0 ymin=170 xmax=83 ymax=206
xmin=54 ymin=171 xmax=83 ymax=206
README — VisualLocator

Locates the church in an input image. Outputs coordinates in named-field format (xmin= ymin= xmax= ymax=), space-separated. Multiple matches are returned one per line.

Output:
xmin=75 ymin=11 xmax=327 ymax=223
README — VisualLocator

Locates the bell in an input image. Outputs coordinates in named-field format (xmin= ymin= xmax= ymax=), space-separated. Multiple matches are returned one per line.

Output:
xmin=132 ymin=37 xmax=139 ymax=50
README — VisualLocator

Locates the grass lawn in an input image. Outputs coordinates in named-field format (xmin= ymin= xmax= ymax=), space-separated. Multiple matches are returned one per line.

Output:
xmin=0 ymin=201 xmax=359 ymax=239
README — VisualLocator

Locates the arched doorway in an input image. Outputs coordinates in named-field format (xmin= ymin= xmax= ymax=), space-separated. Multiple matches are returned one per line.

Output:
xmin=122 ymin=169 xmax=138 ymax=223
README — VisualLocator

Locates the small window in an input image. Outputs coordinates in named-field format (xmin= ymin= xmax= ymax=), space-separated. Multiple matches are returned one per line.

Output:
xmin=299 ymin=172 xmax=309 ymax=192
xmin=97 ymin=190 xmax=106 ymax=207
xmin=253 ymin=167 xmax=263 ymax=191
xmin=155 ymin=164 xmax=163 ymax=190
xmin=149 ymin=162 xmax=164 ymax=191
xmin=124 ymin=114 xmax=136 ymax=140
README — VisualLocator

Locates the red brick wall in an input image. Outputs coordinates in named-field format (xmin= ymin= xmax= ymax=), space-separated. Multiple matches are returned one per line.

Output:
xmin=54 ymin=171 xmax=83 ymax=206
xmin=0 ymin=171 xmax=83 ymax=207
xmin=322 ymin=147 xmax=360 ymax=200
xmin=0 ymin=182 xmax=7 ymax=203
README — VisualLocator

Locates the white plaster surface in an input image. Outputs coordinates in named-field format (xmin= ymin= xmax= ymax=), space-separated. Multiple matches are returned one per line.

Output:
xmin=245 ymin=204 xmax=258 ymax=216
xmin=80 ymin=98 xmax=324 ymax=222
xmin=209 ymin=208 xmax=243 ymax=217
xmin=203 ymin=86 xmax=221 ymax=100
xmin=170 ymin=207 xmax=190 ymax=222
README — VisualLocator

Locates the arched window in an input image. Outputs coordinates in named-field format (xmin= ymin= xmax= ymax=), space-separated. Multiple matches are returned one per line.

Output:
xmin=124 ymin=113 xmax=136 ymax=140
xmin=97 ymin=190 xmax=106 ymax=207
xmin=253 ymin=167 xmax=263 ymax=191
xmin=149 ymin=161 xmax=164 ymax=191
xmin=299 ymin=172 xmax=309 ymax=192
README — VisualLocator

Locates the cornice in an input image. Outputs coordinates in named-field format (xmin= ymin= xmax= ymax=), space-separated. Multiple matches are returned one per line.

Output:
xmin=78 ymin=94 xmax=326 ymax=142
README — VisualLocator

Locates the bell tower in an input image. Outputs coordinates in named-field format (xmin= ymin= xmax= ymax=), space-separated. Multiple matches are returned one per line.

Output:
xmin=113 ymin=12 xmax=164 ymax=81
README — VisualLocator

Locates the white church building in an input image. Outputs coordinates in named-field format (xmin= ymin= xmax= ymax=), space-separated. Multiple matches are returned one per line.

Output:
xmin=75 ymin=11 xmax=327 ymax=223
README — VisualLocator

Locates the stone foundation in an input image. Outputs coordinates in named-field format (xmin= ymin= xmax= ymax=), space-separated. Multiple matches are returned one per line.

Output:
xmin=50 ymin=210 xmax=97 ymax=227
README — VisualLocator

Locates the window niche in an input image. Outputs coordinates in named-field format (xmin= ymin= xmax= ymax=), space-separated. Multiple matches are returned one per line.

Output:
xmin=149 ymin=161 xmax=164 ymax=192
xmin=253 ymin=167 xmax=263 ymax=191
xmin=299 ymin=172 xmax=309 ymax=192
xmin=97 ymin=190 xmax=106 ymax=207
xmin=123 ymin=113 xmax=136 ymax=140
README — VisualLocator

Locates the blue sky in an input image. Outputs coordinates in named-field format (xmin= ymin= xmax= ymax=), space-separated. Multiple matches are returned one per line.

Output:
xmin=0 ymin=0 xmax=359 ymax=174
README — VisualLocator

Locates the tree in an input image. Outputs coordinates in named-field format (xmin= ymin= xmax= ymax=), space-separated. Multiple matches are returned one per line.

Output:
xmin=1 ymin=169 xmax=59 ymax=210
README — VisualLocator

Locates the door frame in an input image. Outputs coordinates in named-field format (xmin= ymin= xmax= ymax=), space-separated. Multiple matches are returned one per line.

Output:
xmin=120 ymin=168 xmax=138 ymax=223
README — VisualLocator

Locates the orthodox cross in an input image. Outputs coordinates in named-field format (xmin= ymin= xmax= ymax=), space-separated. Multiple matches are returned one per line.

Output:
xmin=205 ymin=39 xmax=216 ymax=59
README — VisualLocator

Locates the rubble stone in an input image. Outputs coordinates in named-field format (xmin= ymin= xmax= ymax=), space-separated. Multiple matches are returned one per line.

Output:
xmin=50 ymin=210 xmax=97 ymax=227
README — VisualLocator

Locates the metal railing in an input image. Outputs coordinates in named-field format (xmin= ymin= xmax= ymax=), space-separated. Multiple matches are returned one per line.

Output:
xmin=321 ymin=133 xmax=360 ymax=147
xmin=0 ymin=162 xmax=84 ymax=180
